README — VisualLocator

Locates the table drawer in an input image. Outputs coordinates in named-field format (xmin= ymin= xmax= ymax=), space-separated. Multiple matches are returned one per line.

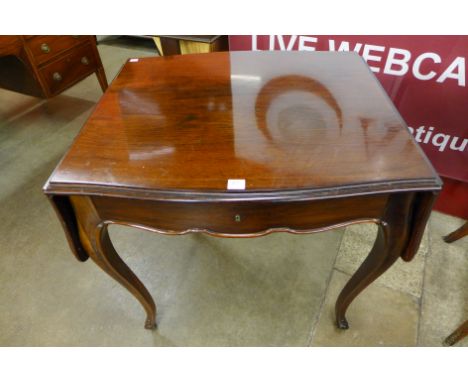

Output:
xmin=91 ymin=194 xmax=389 ymax=237
xmin=39 ymin=43 xmax=96 ymax=95
xmin=27 ymin=35 xmax=88 ymax=65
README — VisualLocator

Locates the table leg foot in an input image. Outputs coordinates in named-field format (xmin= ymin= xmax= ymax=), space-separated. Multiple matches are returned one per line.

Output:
xmin=145 ymin=317 xmax=157 ymax=330
xmin=336 ymin=318 xmax=349 ymax=330
xmin=443 ymin=320 xmax=468 ymax=346
xmin=334 ymin=194 xmax=414 ymax=328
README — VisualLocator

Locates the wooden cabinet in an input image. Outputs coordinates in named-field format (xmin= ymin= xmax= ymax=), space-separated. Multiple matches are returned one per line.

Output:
xmin=0 ymin=35 xmax=108 ymax=98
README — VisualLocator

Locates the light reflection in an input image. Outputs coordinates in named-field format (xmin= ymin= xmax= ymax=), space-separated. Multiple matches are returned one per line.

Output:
xmin=229 ymin=51 xmax=413 ymax=184
xmin=120 ymin=89 xmax=163 ymax=116
xmin=129 ymin=146 xmax=175 ymax=161
xmin=230 ymin=74 xmax=262 ymax=83
xmin=255 ymin=75 xmax=343 ymax=141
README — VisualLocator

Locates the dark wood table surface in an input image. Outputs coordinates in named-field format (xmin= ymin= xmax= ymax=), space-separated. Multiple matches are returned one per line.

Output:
xmin=44 ymin=51 xmax=441 ymax=330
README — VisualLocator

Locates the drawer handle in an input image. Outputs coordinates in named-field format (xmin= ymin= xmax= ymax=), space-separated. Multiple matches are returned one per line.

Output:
xmin=41 ymin=43 xmax=50 ymax=53
xmin=73 ymin=35 xmax=80 ymax=39
xmin=81 ymin=56 xmax=90 ymax=65
xmin=52 ymin=72 xmax=62 ymax=82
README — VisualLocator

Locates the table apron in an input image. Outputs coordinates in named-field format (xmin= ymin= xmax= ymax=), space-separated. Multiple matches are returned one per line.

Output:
xmin=90 ymin=194 xmax=389 ymax=237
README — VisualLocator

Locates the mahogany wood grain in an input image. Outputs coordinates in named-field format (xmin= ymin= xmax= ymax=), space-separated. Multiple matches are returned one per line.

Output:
xmin=90 ymin=194 xmax=388 ymax=237
xmin=46 ymin=52 xmax=439 ymax=197
xmin=44 ymin=51 xmax=441 ymax=330
xmin=0 ymin=36 xmax=23 ymax=56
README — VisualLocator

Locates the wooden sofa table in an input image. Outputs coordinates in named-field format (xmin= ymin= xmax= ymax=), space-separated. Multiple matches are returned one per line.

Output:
xmin=43 ymin=51 xmax=441 ymax=330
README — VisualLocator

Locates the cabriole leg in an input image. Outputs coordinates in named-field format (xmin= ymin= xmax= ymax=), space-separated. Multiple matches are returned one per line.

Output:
xmin=70 ymin=196 xmax=156 ymax=329
xmin=335 ymin=194 xmax=413 ymax=329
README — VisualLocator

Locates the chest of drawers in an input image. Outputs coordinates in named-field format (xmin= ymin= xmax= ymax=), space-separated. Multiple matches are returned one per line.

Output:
xmin=0 ymin=35 xmax=108 ymax=98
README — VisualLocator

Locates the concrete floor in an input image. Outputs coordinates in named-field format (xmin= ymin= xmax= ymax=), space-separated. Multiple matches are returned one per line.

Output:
xmin=0 ymin=38 xmax=466 ymax=346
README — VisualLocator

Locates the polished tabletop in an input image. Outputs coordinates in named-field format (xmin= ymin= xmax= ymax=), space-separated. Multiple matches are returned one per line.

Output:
xmin=45 ymin=51 xmax=441 ymax=199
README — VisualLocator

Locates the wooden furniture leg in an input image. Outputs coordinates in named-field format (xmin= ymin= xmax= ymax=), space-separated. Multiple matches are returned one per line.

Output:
xmin=70 ymin=196 xmax=156 ymax=329
xmin=96 ymin=67 xmax=108 ymax=92
xmin=442 ymin=222 xmax=467 ymax=345
xmin=443 ymin=320 xmax=468 ymax=346
xmin=335 ymin=193 xmax=413 ymax=329
xmin=443 ymin=221 xmax=468 ymax=243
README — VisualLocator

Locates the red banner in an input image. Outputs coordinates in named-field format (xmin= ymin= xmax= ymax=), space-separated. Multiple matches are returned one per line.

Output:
xmin=229 ymin=36 xmax=468 ymax=184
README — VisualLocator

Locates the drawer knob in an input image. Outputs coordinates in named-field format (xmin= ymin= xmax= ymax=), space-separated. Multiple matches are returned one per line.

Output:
xmin=52 ymin=72 xmax=62 ymax=82
xmin=40 ymin=43 xmax=50 ymax=53
xmin=234 ymin=214 xmax=241 ymax=222
xmin=81 ymin=56 xmax=90 ymax=65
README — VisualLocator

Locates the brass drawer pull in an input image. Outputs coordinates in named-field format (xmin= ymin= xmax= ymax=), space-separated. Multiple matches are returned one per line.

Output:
xmin=73 ymin=35 xmax=80 ymax=39
xmin=81 ymin=56 xmax=90 ymax=65
xmin=52 ymin=72 xmax=62 ymax=82
xmin=41 ymin=43 xmax=50 ymax=53
xmin=234 ymin=214 xmax=241 ymax=222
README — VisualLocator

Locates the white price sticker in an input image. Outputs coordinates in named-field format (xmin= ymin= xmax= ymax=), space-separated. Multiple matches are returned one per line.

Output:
xmin=227 ymin=179 xmax=246 ymax=190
